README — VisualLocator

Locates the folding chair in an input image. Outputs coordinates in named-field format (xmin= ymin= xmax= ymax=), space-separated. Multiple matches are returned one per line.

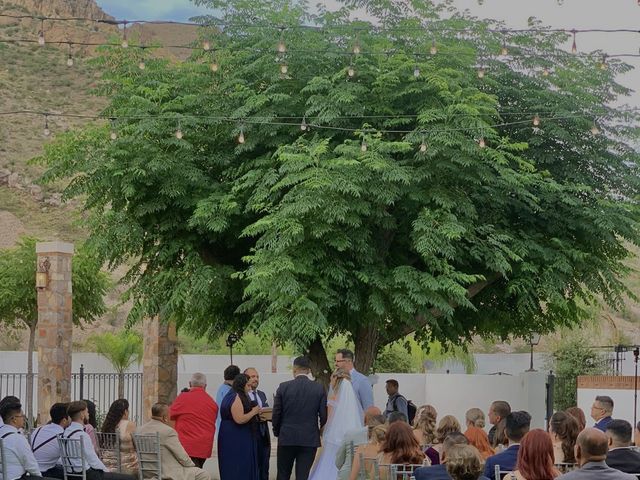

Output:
xmin=554 ymin=462 xmax=577 ymax=474
xmin=96 ymin=432 xmax=122 ymax=473
xmin=494 ymin=465 xmax=513 ymax=480
xmin=388 ymin=463 xmax=425 ymax=480
xmin=132 ymin=433 xmax=162 ymax=480
xmin=58 ymin=437 xmax=87 ymax=480
xmin=0 ymin=438 xmax=8 ymax=480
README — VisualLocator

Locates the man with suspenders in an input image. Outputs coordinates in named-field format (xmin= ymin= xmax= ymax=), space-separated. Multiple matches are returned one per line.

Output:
xmin=30 ymin=404 xmax=70 ymax=479
xmin=0 ymin=401 xmax=55 ymax=480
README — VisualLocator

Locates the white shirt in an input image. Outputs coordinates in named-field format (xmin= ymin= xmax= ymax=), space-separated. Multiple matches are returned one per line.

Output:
xmin=62 ymin=422 xmax=108 ymax=472
xmin=249 ymin=390 xmax=263 ymax=407
xmin=0 ymin=424 xmax=41 ymax=480
xmin=30 ymin=423 xmax=64 ymax=472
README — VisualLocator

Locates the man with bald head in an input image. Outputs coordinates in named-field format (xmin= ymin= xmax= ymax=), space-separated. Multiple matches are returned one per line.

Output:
xmin=244 ymin=367 xmax=271 ymax=480
xmin=557 ymin=428 xmax=636 ymax=479
xmin=335 ymin=407 xmax=384 ymax=480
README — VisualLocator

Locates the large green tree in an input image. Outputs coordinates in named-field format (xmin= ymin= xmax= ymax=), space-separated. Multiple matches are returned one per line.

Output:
xmin=42 ymin=0 xmax=640 ymax=383
xmin=0 ymin=237 xmax=110 ymax=423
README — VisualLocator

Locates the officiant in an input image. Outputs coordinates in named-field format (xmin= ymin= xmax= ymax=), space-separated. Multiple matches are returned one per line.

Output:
xmin=245 ymin=367 xmax=271 ymax=480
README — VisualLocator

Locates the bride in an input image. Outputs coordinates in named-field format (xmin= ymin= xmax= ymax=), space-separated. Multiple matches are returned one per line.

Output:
xmin=309 ymin=368 xmax=364 ymax=480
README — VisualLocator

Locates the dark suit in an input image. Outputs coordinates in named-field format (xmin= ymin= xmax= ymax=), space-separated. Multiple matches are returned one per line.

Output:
xmin=272 ymin=375 xmax=327 ymax=480
xmin=484 ymin=445 xmax=519 ymax=480
xmin=557 ymin=460 xmax=638 ymax=479
xmin=414 ymin=463 xmax=490 ymax=480
xmin=606 ymin=448 xmax=640 ymax=475
xmin=250 ymin=389 xmax=271 ymax=480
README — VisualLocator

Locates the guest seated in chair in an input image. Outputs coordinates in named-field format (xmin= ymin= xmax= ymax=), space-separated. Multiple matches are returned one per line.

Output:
xmin=605 ymin=420 xmax=640 ymax=475
xmin=31 ymin=403 xmax=70 ymax=479
xmin=137 ymin=403 xmax=211 ymax=480
xmin=414 ymin=432 xmax=489 ymax=480
xmin=484 ymin=411 xmax=531 ymax=480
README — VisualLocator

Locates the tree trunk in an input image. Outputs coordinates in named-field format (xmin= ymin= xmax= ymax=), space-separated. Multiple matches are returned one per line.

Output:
xmin=118 ymin=372 xmax=125 ymax=399
xmin=354 ymin=324 xmax=380 ymax=375
xmin=307 ymin=336 xmax=331 ymax=390
xmin=271 ymin=341 xmax=277 ymax=373
xmin=26 ymin=321 xmax=36 ymax=428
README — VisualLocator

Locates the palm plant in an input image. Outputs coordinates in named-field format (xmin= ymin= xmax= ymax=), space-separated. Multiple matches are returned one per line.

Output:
xmin=89 ymin=331 xmax=143 ymax=398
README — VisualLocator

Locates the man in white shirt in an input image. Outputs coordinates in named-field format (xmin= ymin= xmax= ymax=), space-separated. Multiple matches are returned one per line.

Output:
xmin=244 ymin=368 xmax=270 ymax=480
xmin=0 ymin=401 xmax=53 ymax=480
xmin=62 ymin=401 xmax=134 ymax=480
xmin=30 ymin=403 xmax=70 ymax=479
xmin=0 ymin=396 xmax=21 ymax=428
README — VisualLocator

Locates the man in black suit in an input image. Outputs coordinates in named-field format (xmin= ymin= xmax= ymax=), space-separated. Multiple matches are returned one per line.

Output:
xmin=272 ymin=356 xmax=327 ymax=480
xmin=245 ymin=367 xmax=271 ymax=480
xmin=605 ymin=419 xmax=640 ymax=475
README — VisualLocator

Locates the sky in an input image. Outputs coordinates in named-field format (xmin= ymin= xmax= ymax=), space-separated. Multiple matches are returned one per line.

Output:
xmin=95 ymin=0 xmax=639 ymax=106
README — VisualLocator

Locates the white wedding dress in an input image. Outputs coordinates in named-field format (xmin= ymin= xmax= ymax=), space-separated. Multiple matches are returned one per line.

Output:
xmin=309 ymin=379 xmax=363 ymax=480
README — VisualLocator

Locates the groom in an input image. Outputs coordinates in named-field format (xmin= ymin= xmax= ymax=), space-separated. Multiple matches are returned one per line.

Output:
xmin=273 ymin=356 xmax=328 ymax=480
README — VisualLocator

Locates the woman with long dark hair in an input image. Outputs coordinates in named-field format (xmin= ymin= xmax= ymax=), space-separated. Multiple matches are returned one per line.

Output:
xmin=378 ymin=422 xmax=425 ymax=479
xmin=508 ymin=429 xmax=560 ymax=480
xmin=101 ymin=398 xmax=138 ymax=474
xmin=217 ymin=373 xmax=261 ymax=480
xmin=549 ymin=411 xmax=580 ymax=464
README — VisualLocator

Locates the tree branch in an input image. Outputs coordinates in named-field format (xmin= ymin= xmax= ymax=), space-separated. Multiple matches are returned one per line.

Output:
xmin=387 ymin=272 xmax=504 ymax=343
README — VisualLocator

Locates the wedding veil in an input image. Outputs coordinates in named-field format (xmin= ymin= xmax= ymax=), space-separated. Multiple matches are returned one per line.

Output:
xmin=323 ymin=378 xmax=364 ymax=446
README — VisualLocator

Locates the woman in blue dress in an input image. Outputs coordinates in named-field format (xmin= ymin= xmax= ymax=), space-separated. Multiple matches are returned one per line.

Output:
xmin=217 ymin=373 xmax=262 ymax=480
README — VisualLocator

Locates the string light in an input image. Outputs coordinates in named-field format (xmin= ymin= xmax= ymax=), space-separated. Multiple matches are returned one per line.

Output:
xmin=238 ymin=128 xmax=245 ymax=144
xmin=280 ymin=62 xmax=288 ymax=75
xmin=121 ymin=21 xmax=128 ymax=49
xmin=430 ymin=39 xmax=437 ymax=55
xmin=419 ymin=141 xmax=427 ymax=152
xmin=478 ymin=137 xmax=486 ymax=148
xmin=413 ymin=64 xmax=420 ymax=77
xmin=110 ymin=119 xmax=117 ymax=140
xmin=533 ymin=114 xmax=540 ymax=126
xmin=203 ymin=40 xmax=211 ymax=51
xmin=37 ymin=19 xmax=45 ymax=46
xmin=542 ymin=67 xmax=550 ymax=77
xmin=66 ymin=43 xmax=74 ymax=67
xmin=477 ymin=66 xmax=485 ymax=78
xmin=175 ymin=121 xmax=183 ymax=139
xmin=277 ymin=29 xmax=286 ymax=53
xmin=43 ymin=115 xmax=50 ymax=136
xmin=347 ymin=58 xmax=355 ymax=77
xmin=361 ymin=140 xmax=367 ymax=152
xmin=300 ymin=116 xmax=307 ymax=131
xmin=600 ymin=54 xmax=608 ymax=70
xmin=500 ymin=39 xmax=508 ymax=57
xmin=210 ymin=53 xmax=219 ymax=72
xmin=353 ymin=36 xmax=361 ymax=55
xmin=571 ymin=29 xmax=577 ymax=54
xmin=138 ymin=46 xmax=146 ymax=70
xmin=590 ymin=124 xmax=600 ymax=136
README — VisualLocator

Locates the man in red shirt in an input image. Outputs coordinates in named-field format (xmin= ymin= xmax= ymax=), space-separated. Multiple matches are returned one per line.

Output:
xmin=170 ymin=372 xmax=219 ymax=468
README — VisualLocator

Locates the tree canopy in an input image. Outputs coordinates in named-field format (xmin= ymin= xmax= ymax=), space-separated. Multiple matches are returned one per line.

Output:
xmin=42 ymin=0 xmax=640 ymax=376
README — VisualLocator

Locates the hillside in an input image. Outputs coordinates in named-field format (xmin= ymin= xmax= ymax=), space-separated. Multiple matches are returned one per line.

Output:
xmin=0 ymin=0 xmax=638 ymax=353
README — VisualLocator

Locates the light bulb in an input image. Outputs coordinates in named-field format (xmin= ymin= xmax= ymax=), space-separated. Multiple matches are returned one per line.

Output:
xmin=38 ymin=30 xmax=45 ymax=46
xmin=238 ymin=130 xmax=245 ymax=144
xmin=277 ymin=37 xmax=286 ymax=53
xmin=419 ymin=142 xmax=427 ymax=152
xmin=175 ymin=128 xmax=183 ymax=139
xmin=361 ymin=141 xmax=367 ymax=152
xmin=353 ymin=44 xmax=361 ymax=55
xmin=43 ymin=118 xmax=50 ymax=137
xmin=477 ymin=67 xmax=485 ymax=78
xmin=110 ymin=130 xmax=117 ymax=140
xmin=600 ymin=55 xmax=608 ymax=70
xmin=121 ymin=38 xmax=129 ymax=49
xmin=571 ymin=31 xmax=577 ymax=54
xmin=67 ymin=55 xmax=74 ymax=67
xmin=543 ymin=67 xmax=550 ymax=77
xmin=347 ymin=66 xmax=355 ymax=77
xmin=590 ymin=125 xmax=600 ymax=136
xmin=533 ymin=115 xmax=540 ymax=126
xmin=430 ymin=40 xmax=437 ymax=55
xmin=300 ymin=117 xmax=307 ymax=131
xmin=203 ymin=40 xmax=211 ymax=51
xmin=413 ymin=66 xmax=420 ymax=77
xmin=500 ymin=43 xmax=508 ymax=56
xmin=138 ymin=61 xmax=146 ymax=70
xmin=280 ymin=63 xmax=288 ymax=74
xmin=210 ymin=61 xmax=219 ymax=72
xmin=478 ymin=137 xmax=486 ymax=148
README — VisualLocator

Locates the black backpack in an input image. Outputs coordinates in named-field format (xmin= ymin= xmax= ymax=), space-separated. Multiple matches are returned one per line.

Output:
xmin=393 ymin=395 xmax=417 ymax=424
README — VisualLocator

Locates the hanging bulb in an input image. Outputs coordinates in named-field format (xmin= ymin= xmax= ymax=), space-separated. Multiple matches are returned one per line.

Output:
xmin=210 ymin=59 xmax=219 ymax=72
xmin=477 ymin=67 xmax=485 ymax=78
xmin=430 ymin=39 xmax=437 ymax=55
xmin=599 ymin=55 xmax=608 ymax=70
xmin=347 ymin=65 xmax=355 ymax=77
xmin=500 ymin=41 xmax=508 ymax=57
xmin=67 ymin=54 xmax=74 ymax=67
xmin=590 ymin=125 xmax=600 ymax=136
xmin=280 ymin=63 xmax=288 ymax=75
xmin=238 ymin=129 xmax=245 ymax=144
xmin=121 ymin=21 xmax=129 ymax=48
xmin=413 ymin=66 xmax=420 ymax=77
xmin=203 ymin=40 xmax=211 ymax=51
xmin=277 ymin=30 xmax=286 ymax=53
xmin=353 ymin=42 xmax=361 ymax=55
xmin=43 ymin=116 xmax=50 ymax=137
xmin=110 ymin=130 xmax=117 ymax=140
xmin=360 ymin=140 xmax=367 ymax=152
xmin=300 ymin=117 xmax=307 ymax=131
xmin=175 ymin=127 xmax=183 ymax=139
xmin=571 ymin=30 xmax=577 ymax=54
xmin=419 ymin=141 xmax=427 ymax=153
xmin=542 ymin=67 xmax=550 ymax=77
xmin=38 ymin=30 xmax=45 ymax=46
xmin=478 ymin=137 xmax=486 ymax=148
xmin=533 ymin=115 xmax=540 ymax=126
xmin=138 ymin=60 xmax=146 ymax=70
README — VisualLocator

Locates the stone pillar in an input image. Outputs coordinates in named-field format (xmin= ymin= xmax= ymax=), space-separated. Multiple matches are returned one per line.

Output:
xmin=142 ymin=317 xmax=178 ymax=421
xmin=36 ymin=241 xmax=74 ymax=423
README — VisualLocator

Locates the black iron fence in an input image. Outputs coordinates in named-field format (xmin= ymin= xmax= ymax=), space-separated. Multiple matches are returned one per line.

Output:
xmin=0 ymin=367 xmax=143 ymax=425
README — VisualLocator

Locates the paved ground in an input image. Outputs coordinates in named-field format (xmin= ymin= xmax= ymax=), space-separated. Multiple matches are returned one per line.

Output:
xmin=202 ymin=445 xmax=280 ymax=480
